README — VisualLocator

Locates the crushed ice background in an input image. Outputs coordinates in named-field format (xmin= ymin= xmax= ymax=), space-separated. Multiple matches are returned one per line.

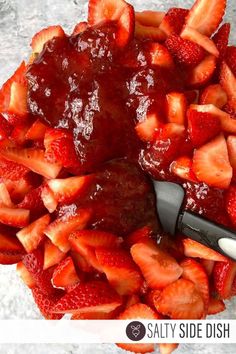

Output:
xmin=0 ymin=0 xmax=236 ymax=352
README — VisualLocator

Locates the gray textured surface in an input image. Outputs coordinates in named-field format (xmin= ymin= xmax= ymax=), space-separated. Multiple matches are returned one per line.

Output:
xmin=0 ymin=0 xmax=236 ymax=353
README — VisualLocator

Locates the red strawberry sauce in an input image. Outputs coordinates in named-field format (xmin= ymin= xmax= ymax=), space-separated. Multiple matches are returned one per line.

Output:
xmin=26 ymin=23 xmax=230 ymax=235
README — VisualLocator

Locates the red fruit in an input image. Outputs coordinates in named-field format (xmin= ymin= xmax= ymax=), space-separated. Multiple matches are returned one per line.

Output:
xmin=220 ymin=61 xmax=236 ymax=101
xmin=135 ymin=113 xmax=160 ymax=142
xmin=146 ymin=42 xmax=174 ymax=69
xmin=0 ymin=207 xmax=29 ymax=228
xmin=171 ymin=156 xmax=197 ymax=182
xmin=0 ymin=251 xmax=24 ymax=265
xmin=159 ymin=8 xmax=189 ymax=36
xmin=183 ymin=238 xmax=228 ymax=262
xmin=0 ymin=183 xmax=14 ymax=207
xmin=187 ymin=109 xmax=221 ymax=147
xmin=213 ymin=261 xmax=236 ymax=299
xmin=32 ymin=286 xmax=64 ymax=320
xmin=135 ymin=22 xmax=166 ymax=42
xmin=8 ymin=82 xmax=28 ymax=117
xmin=31 ymin=25 xmax=65 ymax=54
xmin=69 ymin=229 xmax=122 ymax=271
xmin=135 ymin=11 xmax=165 ymax=27
xmin=41 ymin=184 xmax=58 ymax=213
xmin=200 ymin=84 xmax=227 ymax=108
xmin=45 ymin=208 xmax=92 ymax=252
xmin=0 ymin=114 xmax=12 ymax=139
xmin=25 ymin=119 xmax=48 ymax=141
xmin=0 ymin=157 xmax=29 ymax=181
xmin=213 ymin=23 xmax=230 ymax=61
xmin=88 ymin=0 xmax=135 ymax=47
xmin=226 ymin=185 xmax=236 ymax=227
xmin=227 ymin=136 xmax=236 ymax=172
xmin=3 ymin=176 xmax=33 ymax=204
xmin=185 ymin=0 xmax=226 ymax=36
xmin=95 ymin=248 xmax=143 ymax=296
xmin=70 ymin=250 xmax=93 ymax=273
xmin=0 ymin=148 xmax=61 ymax=179
xmin=117 ymin=303 xmax=159 ymax=354
xmin=200 ymin=259 xmax=215 ymax=276
xmin=154 ymin=278 xmax=205 ymax=319
xmin=125 ymin=225 xmax=152 ymax=247
xmin=180 ymin=258 xmax=209 ymax=308
xmin=17 ymin=261 xmax=36 ymax=288
xmin=52 ymin=256 xmax=80 ymax=289
xmin=208 ymin=298 xmax=226 ymax=315
xmin=158 ymin=344 xmax=179 ymax=354
xmin=165 ymin=34 xmax=205 ymax=67
xmin=72 ymin=22 xmax=88 ymax=36
xmin=225 ymin=46 xmax=236 ymax=77
xmin=125 ymin=294 xmax=140 ymax=308
xmin=192 ymin=134 xmax=232 ymax=189
xmin=0 ymin=233 xmax=24 ymax=253
xmin=18 ymin=186 xmax=47 ymax=220
xmin=131 ymin=242 xmax=183 ymax=289
xmin=16 ymin=214 xmax=50 ymax=253
xmin=187 ymin=55 xmax=217 ymax=88
xmin=43 ymin=238 xmax=66 ymax=270
xmin=52 ymin=280 xmax=122 ymax=314
xmin=166 ymin=92 xmax=187 ymax=125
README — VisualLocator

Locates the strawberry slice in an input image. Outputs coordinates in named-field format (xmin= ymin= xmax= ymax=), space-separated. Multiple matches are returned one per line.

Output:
xmin=126 ymin=225 xmax=152 ymax=247
xmin=165 ymin=34 xmax=205 ymax=67
xmin=200 ymin=84 xmax=227 ymax=108
xmin=200 ymin=259 xmax=215 ymax=276
xmin=226 ymin=185 xmax=236 ymax=227
xmin=135 ymin=11 xmax=165 ymax=27
xmin=146 ymin=42 xmax=174 ymax=69
xmin=0 ymin=157 xmax=29 ymax=181
xmin=213 ymin=23 xmax=230 ymax=61
xmin=117 ymin=303 xmax=159 ymax=354
xmin=70 ymin=250 xmax=93 ymax=273
xmin=158 ymin=344 xmax=179 ymax=354
xmin=225 ymin=46 xmax=236 ymax=77
xmin=135 ymin=113 xmax=160 ymax=142
xmin=213 ymin=261 xmax=236 ymax=299
xmin=88 ymin=0 xmax=135 ymax=47
xmin=18 ymin=186 xmax=47 ymax=221
xmin=17 ymin=261 xmax=36 ymax=288
xmin=0 ymin=251 xmax=24 ymax=265
xmin=72 ymin=22 xmax=88 ymax=36
xmin=187 ymin=109 xmax=221 ymax=147
xmin=185 ymin=0 xmax=226 ymax=36
xmin=170 ymin=156 xmax=198 ymax=182
xmin=45 ymin=208 xmax=91 ymax=252
xmin=25 ymin=119 xmax=48 ymax=141
xmin=43 ymin=238 xmax=66 ymax=270
xmin=192 ymin=134 xmax=232 ymax=189
xmin=166 ymin=92 xmax=187 ymax=125
xmin=31 ymin=25 xmax=65 ymax=54
xmin=181 ymin=26 xmax=219 ymax=57
xmin=180 ymin=258 xmax=209 ymax=308
xmin=154 ymin=278 xmax=205 ymax=319
xmin=134 ymin=22 xmax=166 ymax=41
xmin=0 ymin=207 xmax=29 ymax=228
xmin=31 ymin=286 xmax=64 ymax=320
xmin=220 ymin=61 xmax=236 ymax=101
xmin=159 ymin=8 xmax=189 ymax=36
xmin=0 ymin=148 xmax=62 ymax=179
xmin=125 ymin=294 xmax=140 ymax=309
xmin=69 ymin=229 xmax=122 ymax=271
xmin=16 ymin=214 xmax=50 ymax=253
xmin=0 ymin=182 xmax=14 ymax=207
xmin=227 ymin=137 xmax=236 ymax=172
xmin=52 ymin=256 xmax=80 ymax=289
xmin=52 ymin=280 xmax=122 ymax=314
xmin=95 ymin=248 xmax=143 ymax=295
xmin=0 ymin=233 xmax=24 ymax=253
xmin=131 ymin=242 xmax=183 ymax=289
xmin=187 ymin=55 xmax=217 ymax=87
xmin=0 ymin=114 xmax=12 ymax=140
xmin=41 ymin=184 xmax=58 ymax=213
xmin=8 ymin=82 xmax=28 ymax=117
xmin=182 ymin=238 xmax=228 ymax=262
xmin=208 ymin=297 xmax=226 ymax=315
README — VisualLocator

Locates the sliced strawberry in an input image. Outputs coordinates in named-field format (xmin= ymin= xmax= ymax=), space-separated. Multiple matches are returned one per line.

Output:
xmin=125 ymin=294 xmax=140 ymax=308
xmin=69 ymin=229 xmax=121 ymax=271
xmin=41 ymin=184 xmax=58 ymax=213
xmin=70 ymin=250 xmax=93 ymax=273
xmin=52 ymin=280 xmax=122 ymax=314
xmin=192 ymin=134 xmax=232 ymax=189
xmin=200 ymin=259 xmax=215 ymax=276
xmin=134 ymin=21 xmax=166 ymax=41
xmin=0 ymin=114 xmax=13 ymax=140
xmin=16 ymin=214 xmax=50 ymax=253
xmin=131 ymin=242 xmax=183 ymax=289
xmin=47 ymin=175 xmax=93 ymax=204
xmin=227 ymin=136 xmax=236 ymax=172
xmin=165 ymin=34 xmax=205 ymax=67
xmin=187 ymin=109 xmax=221 ymax=147
xmin=0 ymin=251 xmax=24 ymax=265
xmin=185 ymin=0 xmax=226 ymax=36
xmin=95 ymin=248 xmax=143 ymax=295
xmin=31 ymin=286 xmax=64 ymax=320
xmin=10 ymin=124 xmax=30 ymax=146
xmin=226 ymin=185 xmax=236 ymax=227
xmin=200 ymin=84 xmax=227 ymax=108
xmin=170 ymin=156 xmax=198 ymax=182
xmin=0 ymin=148 xmax=61 ymax=179
xmin=135 ymin=113 xmax=160 ymax=142
xmin=52 ymin=256 xmax=80 ymax=289
xmin=158 ymin=344 xmax=179 ymax=354
xmin=0 ymin=233 xmax=24 ymax=253
xmin=180 ymin=258 xmax=209 ymax=308
xmin=117 ymin=303 xmax=159 ymax=354
xmin=18 ymin=186 xmax=47 ymax=221
xmin=154 ymin=278 xmax=205 ymax=319
xmin=0 ymin=182 xmax=14 ymax=207
xmin=166 ymin=92 xmax=187 ymax=125
xmin=182 ymin=238 xmax=228 ymax=262
xmin=146 ymin=42 xmax=174 ymax=69
xmin=17 ymin=261 xmax=36 ymax=288
xmin=225 ymin=46 xmax=236 ymax=77
xmin=159 ymin=8 xmax=189 ymax=36
xmin=0 ymin=157 xmax=29 ymax=181
xmin=0 ymin=207 xmax=29 ymax=228
xmin=208 ymin=297 xmax=226 ymax=315
xmin=220 ymin=61 xmax=236 ymax=100
xmin=135 ymin=11 xmax=165 ymax=27
xmin=8 ymin=82 xmax=28 ymax=117
xmin=213 ymin=23 xmax=230 ymax=61
xmin=88 ymin=0 xmax=135 ymax=47
xmin=72 ymin=22 xmax=88 ymax=36
xmin=31 ymin=25 xmax=65 ymax=54
xmin=25 ymin=119 xmax=48 ymax=140
xmin=45 ymin=208 xmax=91 ymax=252
xmin=3 ymin=176 xmax=33 ymax=204
xmin=213 ymin=261 xmax=236 ymax=299
xmin=43 ymin=238 xmax=66 ymax=270
xmin=125 ymin=225 xmax=152 ymax=248
xmin=187 ymin=55 xmax=217 ymax=88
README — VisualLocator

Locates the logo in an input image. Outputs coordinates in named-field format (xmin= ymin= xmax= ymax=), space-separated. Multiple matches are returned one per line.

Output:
xmin=126 ymin=321 xmax=146 ymax=341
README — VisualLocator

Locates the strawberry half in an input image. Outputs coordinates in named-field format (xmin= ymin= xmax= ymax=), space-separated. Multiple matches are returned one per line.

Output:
xmin=159 ymin=8 xmax=189 ymax=36
xmin=88 ymin=0 xmax=135 ymax=47
xmin=95 ymin=248 xmax=143 ymax=295
xmin=187 ymin=55 xmax=217 ymax=88
xmin=192 ymin=134 xmax=232 ymax=189
xmin=52 ymin=280 xmax=122 ymax=314
xmin=185 ymin=0 xmax=226 ymax=36
xmin=31 ymin=286 xmax=64 ymax=320
xmin=52 ymin=256 xmax=80 ymax=289
xmin=31 ymin=25 xmax=65 ymax=54
xmin=213 ymin=261 xmax=236 ymax=299
xmin=182 ymin=238 xmax=228 ymax=262
xmin=43 ymin=238 xmax=66 ymax=270
xmin=135 ymin=113 xmax=160 ymax=142
xmin=166 ymin=92 xmax=187 ymax=125
xmin=208 ymin=298 xmax=226 ymax=315
xmin=200 ymin=84 xmax=227 ymax=108
xmin=213 ymin=23 xmax=230 ymax=61
xmin=131 ymin=242 xmax=183 ymax=289
xmin=154 ymin=278 xmax=205 ymax=319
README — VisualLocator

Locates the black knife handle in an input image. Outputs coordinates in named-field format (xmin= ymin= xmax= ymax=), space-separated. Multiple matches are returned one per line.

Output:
xmin=178 ymin=211 xmax=236 ymax=261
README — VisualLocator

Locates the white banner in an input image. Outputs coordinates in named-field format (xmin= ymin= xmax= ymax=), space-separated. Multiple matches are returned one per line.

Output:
xmin=0 ymin=320 xmax=235 ymax=343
